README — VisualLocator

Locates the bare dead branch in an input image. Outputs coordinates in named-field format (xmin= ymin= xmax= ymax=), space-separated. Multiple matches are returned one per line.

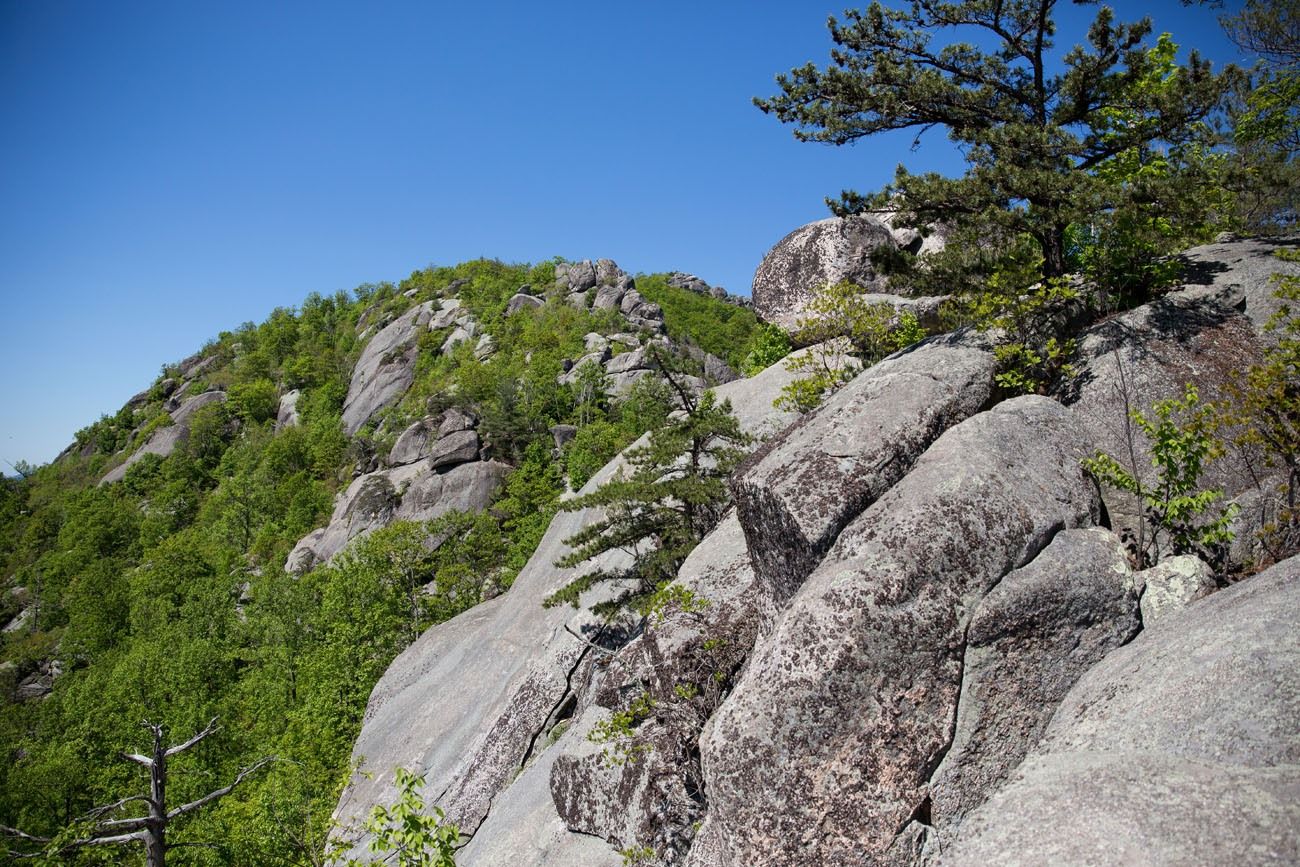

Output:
xmin=168 ymin=755 xmax=276 ymax=820
xmin=165 ymin=717 xmax=220 ymax=758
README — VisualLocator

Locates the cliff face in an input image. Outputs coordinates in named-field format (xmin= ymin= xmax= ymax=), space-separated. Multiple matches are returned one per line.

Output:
xmin=335 ymin=236 xmax=1300 ymax=866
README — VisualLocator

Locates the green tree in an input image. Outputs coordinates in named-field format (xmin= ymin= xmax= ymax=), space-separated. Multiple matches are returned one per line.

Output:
xmin=1083 ymin=384 xmax=1237 ymax=566
xmin=757 ymin=0 xmax=1236 ymax=278
xmin=544 ymin=363 xmax=751 ymax=615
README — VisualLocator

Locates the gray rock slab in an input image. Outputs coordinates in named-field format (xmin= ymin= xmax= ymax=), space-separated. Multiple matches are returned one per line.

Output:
xmin=732 ymin=334 xmax=995 ymax=607
xmin=1055 ymin=293 xmax=1267 ymax=559
xmin=388 ymin=418 xmax=437 ymax=467
xmin=690 ymin=397 xmax=1099 ymax=867
xmin=938 ymin=555 xmax=1300 ymax=866
xmin=332 ymin=356 xmax=801 ymax=856
xmin=429 ymin=298 xmax=464 ymax=329
xmin=426 ymin=429 xmax=480 ymax=470
xmin=1137 ymin=554 xmax=1216 ymax=626
xmin=342 ymin=301 xmax=434 ymax=435
xmin=437 ymin=408 xmax=475 ymax=436
xmin=393 ymin=459 xmax=507 ymax=523
xmin=592 ymin=285 xmax=626 ymax=311
xmin=275 ymin=388 xmax=300 ymax=431
xmin=604 ymin=347 xmax=651 ymax=375
xmin=455 ymin=714 xmax=622 ymax=867
xmin=507 ymin=293 xmax=544 ymax=314
xmin=550 ymin=514 xmax=762 ymax=861
xmin=1172 ymin=235 xmax=1300 ymax=335
xmin=99 ymin=390 xmax=228 ymax=485
xmin=928 ymin=528 xmax=1139 ymax=833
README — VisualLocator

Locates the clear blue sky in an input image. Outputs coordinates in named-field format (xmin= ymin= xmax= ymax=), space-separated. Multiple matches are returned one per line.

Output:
xmin=0 ymin=0 xmax=1245 ymax=467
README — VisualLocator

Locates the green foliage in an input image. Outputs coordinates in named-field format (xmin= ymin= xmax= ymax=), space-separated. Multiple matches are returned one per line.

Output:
xmin=758 ymin=1 xmax=1238 ymax=282
xmin=775 ymin=282 xmax=926 ymax=413
xmin=588 ymin=692 xmax=656 ymax=767
xmin=739 ymin=323 xmax=791 ymax=375
xmin=634 ymin=274 xmax=762 ymax=371
xmin=943 ymin=239 xmax=1080 ymax=395
xmin=545 ymin=370 xmax=751 ymax=615
xmin=0 ymin=252 xmax=781 ymax=865
xmin=1083 ymin=384 xmax=1237 ymax=565
xmin=228 ymin=378 xmax=282 ymax=425
xmin=620 ymin=845 xmax=656 ymax=866
xmin=338 ymin=767 xmax=458 ymax=867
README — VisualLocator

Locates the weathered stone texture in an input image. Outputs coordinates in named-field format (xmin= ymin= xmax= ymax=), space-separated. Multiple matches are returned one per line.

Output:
xmin=691 ymin=397 xmax=1099 ymax=867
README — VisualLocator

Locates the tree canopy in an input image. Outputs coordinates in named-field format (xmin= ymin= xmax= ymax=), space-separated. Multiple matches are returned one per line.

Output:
xmin=757 ymin=0 xmax=1238 ymax=278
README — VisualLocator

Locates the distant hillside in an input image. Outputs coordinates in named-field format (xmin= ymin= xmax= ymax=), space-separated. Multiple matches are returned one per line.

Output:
xmin=0 ymin=256 xmax=764 ymax=863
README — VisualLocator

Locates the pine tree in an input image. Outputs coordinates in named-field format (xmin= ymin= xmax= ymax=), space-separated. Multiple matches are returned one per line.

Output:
xmin=544 ymin=354 xmax=751 ymax=615
xmin=756 ymin=0 xmax=1237 ymax=279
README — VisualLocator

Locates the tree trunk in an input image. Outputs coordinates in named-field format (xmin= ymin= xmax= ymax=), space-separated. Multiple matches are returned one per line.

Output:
xmin=1041 ymin=223 xmax=1068 ymax=278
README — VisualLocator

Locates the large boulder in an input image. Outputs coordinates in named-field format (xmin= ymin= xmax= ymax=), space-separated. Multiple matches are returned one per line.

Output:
xmin=938 ymin=554 xmax=1300 ymax=867
xmin=341 ymin=301 xmax=434 ymax=435
xmin=284 ymin=459 xmax=507 ymax=573
xmin=690 ymin=397 xmax=1099 ymax=867
xmin=732 ymin=333 xmax=995 ymax=608
xmin=927 ymin=528 xmax=1140 ymax=836
xmin=275 ymin=389 xmax=301 ymax=431
xmin=751 ymin=215 xmax=898 ymax=330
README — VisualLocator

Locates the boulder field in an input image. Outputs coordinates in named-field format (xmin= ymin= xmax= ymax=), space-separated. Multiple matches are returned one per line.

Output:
xmin=332 ymin=237 xmax=1299 ymax=865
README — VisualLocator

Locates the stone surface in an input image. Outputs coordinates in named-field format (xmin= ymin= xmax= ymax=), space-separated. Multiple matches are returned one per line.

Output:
xmin=474 ymin=333 xmax=496 ymax=361
xmin=388 ymin=418 xmax=437 ymax=466
xmin=456 ymin=714 xmax=622 ymax=867
xmin=855 ymin=292 xmax=950 ymax=332
xmin=1173 ymin=235 xmax=1300 ymax=335
xmin=691 ymin=397 xmax=1099 ymax=867
xmin=928 ymin=528 xmax=1139 ymax=835
xmin=1137 ymin=554 xmax=1216 ymax=625
xmin=550 ymin=424 xmax=578 ymax=450
xmin=938 ymin=555 xmax=1300 ymax=867
xmin=285 ymin=460 xmax=506 ymax=573
xmin=592 ymin=285 xmax=626 ymax=311
xmin=550 ymin=514 xmax=763 ymax=861
xmin=508 ymin=293 xmax=544 ymax=314
xmin=425 ymin=429 xmax=480 ymax=470
xmin=437 ymin=408 xmax=475 ymax=436
xmin=751 ymin=215 xmax=898 ymax=330
xmin=332 ymin=357 xmax=801 ymax=858
xmin=391 ymin=459 xmax=507 ymax=523
xmin=275 ymin=389 xmax=301 ymax=431
xmin=732 ymin=334 xmax=995 ymax=607
xmin=341 ymin=301 xmax=434 ymax=435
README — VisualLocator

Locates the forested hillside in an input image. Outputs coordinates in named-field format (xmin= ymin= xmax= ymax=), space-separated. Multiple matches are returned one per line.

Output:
xmin=0 ymin=258 xmax=765 ymax=865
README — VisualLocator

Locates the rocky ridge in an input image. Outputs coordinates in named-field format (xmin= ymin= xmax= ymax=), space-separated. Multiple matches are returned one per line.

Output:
xmin=334 ymin=236 xmax=1300 ymax=866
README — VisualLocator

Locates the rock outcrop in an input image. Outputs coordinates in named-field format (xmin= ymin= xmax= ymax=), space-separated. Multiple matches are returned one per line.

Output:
xmin=751 ymin=215 xmax=945 ymax=330
xmin=99 ymin=390 xmax=228 ymax=485
xmin=328 ymin=237 xmax=1299 ymax=867
xmin=732 ymin=333 xmax=995 ymax=607
xmin=341 ymin=301 xmax=435 ymax=435
xmin=284 ymin=458 xmax=507 ymax=573
xmin=330 ymin=357 xmax=802 ymax=862
xmin=691 ymin=397 xmax=1098 ymax=866
xmin=938 ymin=554 xmax=1300 ymax=867
xmin=1056 ymin=291 xmax=1268 ymax=560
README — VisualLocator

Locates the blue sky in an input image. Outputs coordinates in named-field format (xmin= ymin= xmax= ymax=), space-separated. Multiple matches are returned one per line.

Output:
xmin=0 ymin=0 xmax=1245 ymax=467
